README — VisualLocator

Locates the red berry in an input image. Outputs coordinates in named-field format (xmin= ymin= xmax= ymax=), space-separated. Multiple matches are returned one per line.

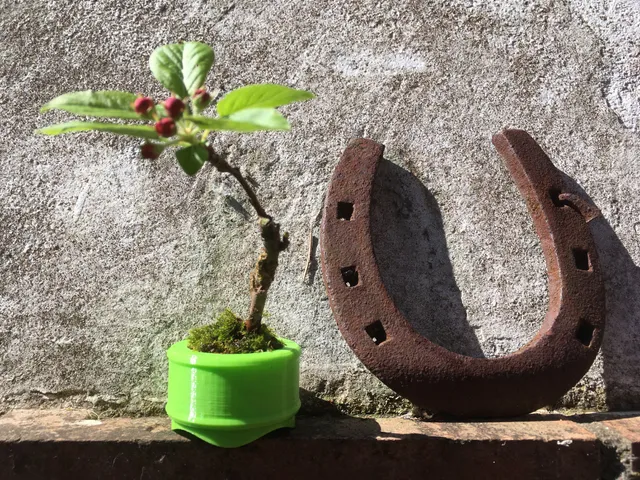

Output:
xmin=193 ymin=88 xmax=212 ymax=110
xmin=155 ymin=118 xmax=176 ymax=137
xmin=140 ymin=143 xmax=161 ymax=159
xmin=134 ymin=96 xmax=154 ymax=115
xmin=164 ymin=97 xmax=185 ymax=119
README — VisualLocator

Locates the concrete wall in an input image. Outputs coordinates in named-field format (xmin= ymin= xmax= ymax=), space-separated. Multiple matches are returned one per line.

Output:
xmin=1 ymin=0 xmax=639 ymax=415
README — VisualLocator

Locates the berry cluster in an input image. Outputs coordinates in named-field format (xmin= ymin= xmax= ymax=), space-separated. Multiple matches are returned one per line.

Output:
xmin=135 ymin=89 xmax=213 ymax=159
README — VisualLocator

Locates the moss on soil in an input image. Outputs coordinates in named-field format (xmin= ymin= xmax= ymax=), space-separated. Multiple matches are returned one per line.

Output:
xmin=187 ymin=309 xmax=284 ymax=354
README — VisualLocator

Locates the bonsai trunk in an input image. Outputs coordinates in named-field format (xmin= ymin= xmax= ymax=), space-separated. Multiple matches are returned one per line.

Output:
xmin=207 ymin=147 xmax=288 ymax=332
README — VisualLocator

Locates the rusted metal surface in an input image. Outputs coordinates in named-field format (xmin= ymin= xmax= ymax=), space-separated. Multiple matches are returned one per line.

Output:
xmin=320 ymin=130 xmax=606 ymax=417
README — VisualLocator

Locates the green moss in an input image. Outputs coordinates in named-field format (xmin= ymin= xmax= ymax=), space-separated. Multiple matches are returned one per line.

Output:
xmin=187 ymin=309 xmax=284 ymax=354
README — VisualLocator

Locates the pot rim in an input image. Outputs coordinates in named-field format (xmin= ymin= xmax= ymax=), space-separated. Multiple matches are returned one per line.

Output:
xmin=167 ymin=338 xmax=301 ymax=367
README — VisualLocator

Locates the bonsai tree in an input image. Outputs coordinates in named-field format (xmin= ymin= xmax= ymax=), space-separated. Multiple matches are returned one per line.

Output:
xmin=37 ymin=41 xmax=314 ymax=353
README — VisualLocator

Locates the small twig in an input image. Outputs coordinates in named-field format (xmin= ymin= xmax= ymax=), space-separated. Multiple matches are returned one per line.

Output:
xmin=206 ymin=146 xmax=270 ymax=219
xmin=302 ymin=216 xmax=314 ymax=282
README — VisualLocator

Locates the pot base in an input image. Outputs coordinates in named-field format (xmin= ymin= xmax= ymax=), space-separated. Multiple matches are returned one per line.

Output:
xmin=166 ymin=339 xmax=301 ymax=448
xmin=171 ymin=417 xmax=295 ymax=448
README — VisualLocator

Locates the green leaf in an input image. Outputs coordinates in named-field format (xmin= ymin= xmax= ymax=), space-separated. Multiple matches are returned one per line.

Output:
xmin=175 ymin=144 xmax=208 ymax=175
xmin=183 ymin=116 xmax=237 ymax=131
xmin=216 ymin=84 xmax=315 ymax=116
xmin=40 ymin=90 xmax=141 ymax=119
xmin=227 ymin=108 xmax=290 ymax=130
xmin=35 ymin=121 xmax=160 ymax=139
xmin=187 ymin=108 xmax=290 ymax=132
xmin=182 ymin=42 xmax=215 ymax=96
xmin=149 ymin=42 xmax=214 ymax=98
xmin=150 ymin=44 xmax=187 ymax=97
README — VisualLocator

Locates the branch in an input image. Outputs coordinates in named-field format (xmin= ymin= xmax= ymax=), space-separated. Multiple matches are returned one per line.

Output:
xmin=206 ymin=145 xmax=288 ymax=332
xmin=245 ymin=218 xmax=288 ymax=331
xmin=206 ymin=146 xmax=271 ymax=219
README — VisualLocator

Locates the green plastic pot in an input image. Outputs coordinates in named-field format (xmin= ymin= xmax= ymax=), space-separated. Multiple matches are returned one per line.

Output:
xmin=166 ymin=339 xmax=301 ymax=448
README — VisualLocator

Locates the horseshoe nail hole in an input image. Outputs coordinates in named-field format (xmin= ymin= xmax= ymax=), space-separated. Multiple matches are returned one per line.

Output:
xmin=337 ymin=202 xmax=354 ymax=221
xmin=573 ymin=248 xmax=591 ymax=271
xmin=550 ymin=188 xmax=569 ymax=207
xmin=341 ymin=266 xmax=359 ymax=287
xmin=365 ymin=320 xmax=387 ymax=345
xmin=576 ymin=320 xmax=595 ymax=347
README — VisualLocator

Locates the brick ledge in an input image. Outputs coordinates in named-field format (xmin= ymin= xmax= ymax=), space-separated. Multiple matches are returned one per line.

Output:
xmin=1 ymin=409 xmax=638 ymax=479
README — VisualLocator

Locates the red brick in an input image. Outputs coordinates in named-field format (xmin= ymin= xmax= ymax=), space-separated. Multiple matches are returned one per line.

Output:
xmin=0 ymin=409 xmax=604 ymax=479
xmin=602 ymin=416 xmax=640 ymax=474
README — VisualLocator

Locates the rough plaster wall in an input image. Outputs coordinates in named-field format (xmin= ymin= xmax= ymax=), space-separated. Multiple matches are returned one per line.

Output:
xmin=0 ymin=0 xmax=639 ymax=414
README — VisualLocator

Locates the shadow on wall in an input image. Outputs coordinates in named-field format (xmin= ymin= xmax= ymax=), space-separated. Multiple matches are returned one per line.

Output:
xmin=559 ymin=175 xmax=640 ymax=410
xmin=370 ymin=159 xmax=485 ymax=358
xmin=366 ymin=159 xmax=640 ymax=408
xmin=364 ymin=160 xmax=640 ymax=410
xmin=594 ymin=218 xmax=640 ymax=410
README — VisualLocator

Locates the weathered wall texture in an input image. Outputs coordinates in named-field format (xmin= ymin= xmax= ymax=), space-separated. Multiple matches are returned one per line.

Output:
xmin=1 ymin=0 xmax=639 ymax=415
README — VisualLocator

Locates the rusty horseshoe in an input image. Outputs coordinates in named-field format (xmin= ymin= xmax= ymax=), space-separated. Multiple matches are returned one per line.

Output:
xmin=320 ymin=130 xmax=605 ymax=417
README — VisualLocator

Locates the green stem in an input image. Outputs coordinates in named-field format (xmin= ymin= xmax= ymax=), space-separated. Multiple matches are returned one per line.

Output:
xmin=159 ymin=138 xmax=191 ymax=148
